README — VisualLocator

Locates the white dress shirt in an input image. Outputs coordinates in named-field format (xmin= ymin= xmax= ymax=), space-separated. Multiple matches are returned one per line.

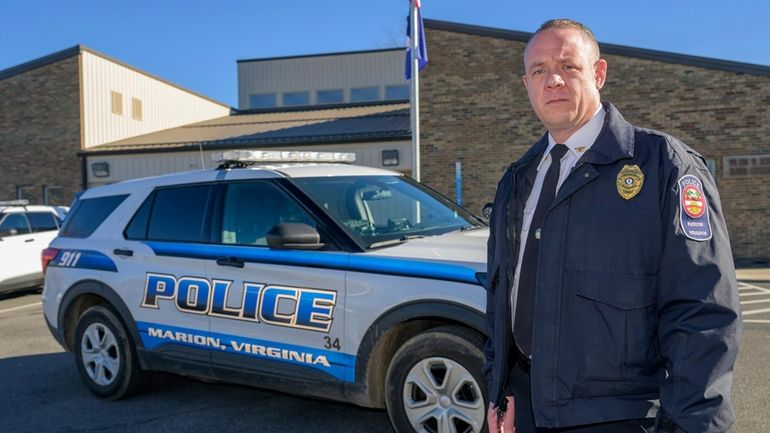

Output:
xmin=511 ymin=104 xmax=606 ymax=332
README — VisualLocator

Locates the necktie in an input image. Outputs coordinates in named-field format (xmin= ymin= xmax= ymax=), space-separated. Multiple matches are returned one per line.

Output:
xmin=514 ymin=143 xmax=569 ymax=357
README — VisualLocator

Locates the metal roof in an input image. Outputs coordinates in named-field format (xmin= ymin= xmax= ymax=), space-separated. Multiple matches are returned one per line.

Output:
xmin=425 ymin=19 xmax=770 ymax=77
xmin=82 ymin=102 xmax=410 ymax=156
xmin=237 ymin=47 xmax=403 ymax=64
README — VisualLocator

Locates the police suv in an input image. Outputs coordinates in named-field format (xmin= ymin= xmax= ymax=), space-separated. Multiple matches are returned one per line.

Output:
xmin=42 ymin=151 xmax=489 ymax=433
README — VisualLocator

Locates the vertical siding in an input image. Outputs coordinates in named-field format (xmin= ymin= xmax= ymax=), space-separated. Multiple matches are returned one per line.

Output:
xmin=237 ymin=50 xmax=405 ymax=109
xmin=86 ymin=140 xmax=411 ymax=187
xmin=81 ymin=52 xmax=231 ymax=149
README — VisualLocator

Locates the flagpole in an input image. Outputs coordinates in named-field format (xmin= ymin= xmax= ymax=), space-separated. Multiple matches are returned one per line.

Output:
xmin=409 ymin=1 xmax=420 ymax=182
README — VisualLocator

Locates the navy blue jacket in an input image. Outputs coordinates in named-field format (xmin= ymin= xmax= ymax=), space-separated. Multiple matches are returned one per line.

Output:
xmin=484 ymin=103 xmax=742 ymax=432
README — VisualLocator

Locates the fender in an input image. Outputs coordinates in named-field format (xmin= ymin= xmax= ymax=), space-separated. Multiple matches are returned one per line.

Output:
xmin=354 ymin=300 xmax=486 ymax=384
xmin=58 ymin=279 xmax=144 ymax=351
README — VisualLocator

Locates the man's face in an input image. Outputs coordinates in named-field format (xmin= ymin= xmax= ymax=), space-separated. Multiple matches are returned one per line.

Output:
xmin=522 ymin=28 xmax=607 ymax=141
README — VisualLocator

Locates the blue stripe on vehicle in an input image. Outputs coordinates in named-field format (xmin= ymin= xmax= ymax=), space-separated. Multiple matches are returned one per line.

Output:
xmin=48 ymin=249 xmax=117 ymax=272
xmin=143 ymin=241 xmax=480 ymax=285
xmin=135 ymin=321 xmax=356 ymax=382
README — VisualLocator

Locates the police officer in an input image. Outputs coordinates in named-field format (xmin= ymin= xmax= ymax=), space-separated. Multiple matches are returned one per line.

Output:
xmin=484 ymin=19 xmax=742 ymax=433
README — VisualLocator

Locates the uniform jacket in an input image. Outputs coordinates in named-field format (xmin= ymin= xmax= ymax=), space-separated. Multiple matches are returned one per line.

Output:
xmin=484 ymin=103 xmax=742 ymax=432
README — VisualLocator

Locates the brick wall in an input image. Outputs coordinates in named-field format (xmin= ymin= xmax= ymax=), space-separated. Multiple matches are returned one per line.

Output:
xmin=420 ymin=27 xmax=770 ymax=261
xmin=0 ymin=55 xmax=82 ymax=205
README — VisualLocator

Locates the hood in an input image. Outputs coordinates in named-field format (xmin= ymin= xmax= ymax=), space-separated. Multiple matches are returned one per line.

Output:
xmin=366 ymin=228 xmax=489 ymax=272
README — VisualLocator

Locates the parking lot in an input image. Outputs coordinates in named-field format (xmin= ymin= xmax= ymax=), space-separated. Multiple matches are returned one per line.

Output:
xmin=1 ymin=281 xmax=769 ymax=433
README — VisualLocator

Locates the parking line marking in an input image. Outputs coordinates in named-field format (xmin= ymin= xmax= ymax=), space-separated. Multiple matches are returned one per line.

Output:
xmin=739 ymin=291 xmax=770 ymax=297
xmin=742 ymin=307 xmax=770 ymax=316
xmin=738 ymin=283 xmax=770 ymax=293
xmin=0 ymin=302 xmax=41 ymax=314
xmin=741 ymin=299 xmax=770 ymax=305
xmin=744 ymin=320 xmax=770 ymax=324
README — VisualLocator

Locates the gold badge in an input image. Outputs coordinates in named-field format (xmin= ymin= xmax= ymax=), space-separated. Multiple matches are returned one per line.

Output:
xmin=616 ymin=165 xmax=644 ymax=200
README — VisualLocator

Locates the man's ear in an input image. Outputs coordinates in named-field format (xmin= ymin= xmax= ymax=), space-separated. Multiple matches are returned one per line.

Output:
xmin=594 ymin=58 xmax=608 ymax=90
xmin=522 ymin=74 xmax=529 ymax=90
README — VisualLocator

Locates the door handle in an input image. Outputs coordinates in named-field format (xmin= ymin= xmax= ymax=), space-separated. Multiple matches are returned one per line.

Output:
xmin=25 ymin=238 xmax=34 ymax=243
xmin=216 ymin=256 xmax=244 ymax=268
xmin=113 ymin=248 xmax=134 ymax=257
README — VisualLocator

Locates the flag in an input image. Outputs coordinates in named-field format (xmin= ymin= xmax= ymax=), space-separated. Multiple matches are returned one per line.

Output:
xmin=405 ymin=0 xmax=428 ymax=80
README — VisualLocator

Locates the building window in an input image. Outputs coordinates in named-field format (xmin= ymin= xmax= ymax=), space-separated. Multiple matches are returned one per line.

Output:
xmin=283 ymin=91 xmax=309 ymax=107
xmin=385 ymin=85 xmax=409 ymax=100
xmin=724 ymin=154 xmax=770 ymax=177
xmin=351 ymin=86 xmax=380 ymax=102
xmin=16 ymin=185 xmax=36 ymax=202
xmin=111 ymin=91 xmax=123 ymax=115
xmin=132 ymin=97 xmax=143 ymax=121
xmin=44 ymin=186 xmax=66 ymax=205
xmin=249 ymin=93 xmax=277 ymax=109
xmin=317 ymin=89 xmax=343 ymax=104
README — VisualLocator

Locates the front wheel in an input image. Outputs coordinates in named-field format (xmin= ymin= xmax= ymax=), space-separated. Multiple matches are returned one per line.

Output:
xmin=74 ymin=305 xmax=149 ymax=399
xmin=385 ymin=326 xmax=488 ymax=433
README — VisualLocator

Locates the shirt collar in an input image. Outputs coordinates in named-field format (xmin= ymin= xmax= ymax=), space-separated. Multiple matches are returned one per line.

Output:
xmin=538 ymin=104 xmax=606 ymax=171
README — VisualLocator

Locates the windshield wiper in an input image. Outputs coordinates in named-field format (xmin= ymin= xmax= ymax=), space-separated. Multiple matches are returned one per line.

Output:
xmin=460 ymin=225 xmax=483 ymax=231
xmin=368 ymin=234 xmax=424 ymax=249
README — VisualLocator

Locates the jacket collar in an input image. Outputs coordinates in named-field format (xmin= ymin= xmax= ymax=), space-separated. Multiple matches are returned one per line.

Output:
xmin=577 ymin=102 xmax=635 ymax=166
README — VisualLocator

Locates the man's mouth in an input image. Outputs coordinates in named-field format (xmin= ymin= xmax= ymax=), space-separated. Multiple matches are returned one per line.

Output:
xmin=546 ymin=98 xmax=568 ymax=105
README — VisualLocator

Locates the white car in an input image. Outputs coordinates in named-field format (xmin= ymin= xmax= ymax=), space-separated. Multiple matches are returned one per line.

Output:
xmin=42 ymin=151 xmax=489 ymax=433
xmin=0 ymin=201 xmax=67 ymax=294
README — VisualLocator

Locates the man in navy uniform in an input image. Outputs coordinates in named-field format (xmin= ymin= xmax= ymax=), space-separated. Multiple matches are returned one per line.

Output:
xmin=484 ymin=19 xmax=742 ymax=433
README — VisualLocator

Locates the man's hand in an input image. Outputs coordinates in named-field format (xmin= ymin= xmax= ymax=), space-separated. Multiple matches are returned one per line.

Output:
xmin=486 ymin=396 xmax=514 ymax=433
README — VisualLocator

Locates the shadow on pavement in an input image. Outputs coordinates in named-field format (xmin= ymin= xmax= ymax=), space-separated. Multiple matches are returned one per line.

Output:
xmin=0 ymin=352 xmax=394 ymax=433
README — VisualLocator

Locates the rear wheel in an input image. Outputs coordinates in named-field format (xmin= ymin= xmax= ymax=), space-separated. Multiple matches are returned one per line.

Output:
xmin=74 ymin=305 xmax=148 ymax=399
xmin=385 ymin=326 xmax=487 ymax=433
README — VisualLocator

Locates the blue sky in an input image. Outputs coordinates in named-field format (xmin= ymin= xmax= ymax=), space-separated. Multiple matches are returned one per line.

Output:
xmin=1 ymin=0 xmax=768 ymax=107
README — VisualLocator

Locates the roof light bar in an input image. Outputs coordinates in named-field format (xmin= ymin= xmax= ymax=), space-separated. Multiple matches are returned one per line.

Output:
xmin=212 ymin=150 xmax=356 ymax=165
xmin=0 ymin=199 xmax=30 ymax=206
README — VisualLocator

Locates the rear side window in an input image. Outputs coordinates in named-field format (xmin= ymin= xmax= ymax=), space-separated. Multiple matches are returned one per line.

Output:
xmin=27 ymin=212 xmax=60 ymax=232
xmin=145 ymin=185 xmax=214 ymax=242
xmin=60 ymin=195 xmax=128 ymax=238
xmin=0 ymin=213 xmax=31 ymax=236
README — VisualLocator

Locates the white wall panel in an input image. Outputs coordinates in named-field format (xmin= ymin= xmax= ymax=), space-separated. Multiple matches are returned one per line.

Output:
xmin=238 ymin=50 xmax=405 ymax=108
xmin=81 ymin=51 xmax=231 ymax=149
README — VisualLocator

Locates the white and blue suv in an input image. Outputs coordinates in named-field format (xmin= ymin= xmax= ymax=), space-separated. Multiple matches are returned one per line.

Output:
xmin=42 ymin=151 xmax=489 ymax=433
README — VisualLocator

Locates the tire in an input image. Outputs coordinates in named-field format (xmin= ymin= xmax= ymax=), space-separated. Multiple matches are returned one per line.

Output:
xmin=385 ymin=326 xmax=488 ymax=433
xmin=74 ymin=305 xmax=149 ymax=399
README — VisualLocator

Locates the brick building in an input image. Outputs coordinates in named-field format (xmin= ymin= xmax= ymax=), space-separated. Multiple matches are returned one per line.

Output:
xmin=419 ymin=20 xmax=770 ymax=261
xmin=1 ymin=21 xmax=768 ymax=260
xmin=0 ymin=46 xmax=231 ymax=205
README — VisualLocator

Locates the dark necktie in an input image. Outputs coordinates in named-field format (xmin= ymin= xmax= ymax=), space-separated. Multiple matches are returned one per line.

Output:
xmin=514 ymin=143 xmax=569 ymax=357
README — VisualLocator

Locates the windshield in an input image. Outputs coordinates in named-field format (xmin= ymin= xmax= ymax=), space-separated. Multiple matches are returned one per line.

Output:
xmin=291 ymin=175 xmax=482 ymax=249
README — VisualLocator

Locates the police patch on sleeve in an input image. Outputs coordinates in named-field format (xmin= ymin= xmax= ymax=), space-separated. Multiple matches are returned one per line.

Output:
xmin=678 ymin=174 xmax=712 ymax=241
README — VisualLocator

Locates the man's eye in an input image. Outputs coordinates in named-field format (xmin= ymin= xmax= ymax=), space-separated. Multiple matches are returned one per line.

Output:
xmin=532 ymin=69 xmax=544 ymax=76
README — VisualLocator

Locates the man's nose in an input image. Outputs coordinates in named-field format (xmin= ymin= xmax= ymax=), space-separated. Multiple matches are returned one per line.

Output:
xmin=546 ymin=73 xmax=565 ymax=89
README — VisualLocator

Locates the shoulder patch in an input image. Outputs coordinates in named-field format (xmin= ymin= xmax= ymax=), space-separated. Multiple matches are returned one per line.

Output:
xmin=678 ymin=174 xmax=712 ymax=241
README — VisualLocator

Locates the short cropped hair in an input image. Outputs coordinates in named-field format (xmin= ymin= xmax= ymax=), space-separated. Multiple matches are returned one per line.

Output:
xmin=525 ymin=18 xmax=601 ymax=61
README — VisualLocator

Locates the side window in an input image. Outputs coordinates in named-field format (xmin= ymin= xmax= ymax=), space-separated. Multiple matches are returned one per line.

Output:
xmin=146 ymin=185 xmax=214 ymax=242
xmin=59 ymin=195 xmax=128 ymax=238
xmin=27 ymin=212 xmax=60 ymax=232
xmin=220 ymin=181 xmax=316 ymax=246
xmin=0 ymin=213 xmax=31 ymax=237
xmin=124 ymin=195 xmax=153 ymax=240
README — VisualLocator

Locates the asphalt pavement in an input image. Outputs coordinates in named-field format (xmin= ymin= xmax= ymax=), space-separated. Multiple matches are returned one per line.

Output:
xmin=1 ymin=273 xmax=769 ymax=433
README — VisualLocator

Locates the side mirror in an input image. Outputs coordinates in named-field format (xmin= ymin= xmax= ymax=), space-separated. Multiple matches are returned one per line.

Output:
xmin=481 ymin=203 xmax=493 ymax=220
xmin=267 ymin=223 xmax=324 ymax=250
